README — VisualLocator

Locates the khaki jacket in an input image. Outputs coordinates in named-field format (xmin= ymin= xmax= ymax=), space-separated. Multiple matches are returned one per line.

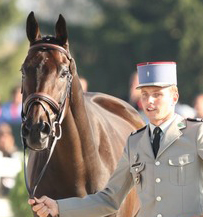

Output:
xmin=57 ymin=114 xmax=203 ymax=217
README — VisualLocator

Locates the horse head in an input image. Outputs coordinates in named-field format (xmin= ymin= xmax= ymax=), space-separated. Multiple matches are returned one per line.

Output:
xmin=21 ymin=12 xmax=75 ymax=151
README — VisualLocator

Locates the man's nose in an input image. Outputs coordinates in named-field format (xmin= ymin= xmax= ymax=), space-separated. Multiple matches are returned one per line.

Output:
xmin=148 ymin=96 xmax=154 ymax=103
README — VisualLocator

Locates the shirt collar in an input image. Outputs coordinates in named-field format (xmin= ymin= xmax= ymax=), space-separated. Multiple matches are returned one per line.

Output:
xmin=149 ymin=113 xmax=177 ymax=136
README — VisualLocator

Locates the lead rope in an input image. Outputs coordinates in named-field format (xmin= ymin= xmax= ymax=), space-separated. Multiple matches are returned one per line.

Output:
xmin=22 ymin=101 xmax=66 ymax=217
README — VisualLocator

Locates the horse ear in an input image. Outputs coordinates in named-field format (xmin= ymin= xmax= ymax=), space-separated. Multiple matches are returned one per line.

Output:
xmin=70 ymin=58 xmax=77 ymax=76
xmin=26 ymin=11 xmax=41 ymax=45
xmin=55 ymin=14 xmax=69 ymax=48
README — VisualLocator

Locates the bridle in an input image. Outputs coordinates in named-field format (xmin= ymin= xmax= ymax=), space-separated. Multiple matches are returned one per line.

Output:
xmin=21 ymin=43 xmax=73 ymax=139
xmin=21 ymin=43 xmax=73 ymax=199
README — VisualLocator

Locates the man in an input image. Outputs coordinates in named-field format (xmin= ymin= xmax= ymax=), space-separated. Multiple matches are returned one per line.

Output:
xmin=28 ymin=61 xmax=203 ymax=217
xmin=1 ymin=84 xmax=22 ymax=124
xmin=194 ymin=93 xmax=203 ymax=118
xmin=79 ymin=76 xmax=88 ymax=92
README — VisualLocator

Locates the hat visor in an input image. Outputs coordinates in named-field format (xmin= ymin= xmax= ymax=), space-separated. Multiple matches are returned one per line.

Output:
xmin=136 ymin=82 xmax=175 ymax=89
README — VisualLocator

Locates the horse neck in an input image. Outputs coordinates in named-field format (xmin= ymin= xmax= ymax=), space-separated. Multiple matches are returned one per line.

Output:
xmin=58 ymin=76 xmax=101 ymax=193
xmin=69 ymin=77 xmax=97 ymax=155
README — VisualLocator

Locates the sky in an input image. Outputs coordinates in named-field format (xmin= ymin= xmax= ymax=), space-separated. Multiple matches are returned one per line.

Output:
xmin=16 ymin=0 xmax=101 ymax=25
xmin=2 ymin=0 xmax=102 ymax=55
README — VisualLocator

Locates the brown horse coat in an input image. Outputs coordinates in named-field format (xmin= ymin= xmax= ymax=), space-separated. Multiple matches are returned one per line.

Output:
xmin=22 ymin=12 xmax=145 ymax=217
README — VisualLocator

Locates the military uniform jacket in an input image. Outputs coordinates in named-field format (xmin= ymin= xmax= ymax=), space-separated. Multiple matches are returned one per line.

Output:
xmin=57 ymin=114 xmax=203 ymax=217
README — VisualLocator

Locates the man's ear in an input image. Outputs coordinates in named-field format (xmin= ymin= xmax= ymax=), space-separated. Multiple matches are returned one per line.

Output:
xmin=173 ymin=92 xmax=179 ymax=105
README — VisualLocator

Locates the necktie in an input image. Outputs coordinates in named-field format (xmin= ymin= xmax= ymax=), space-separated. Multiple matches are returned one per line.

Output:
xmin=152 ymin=127 xmax=161 ymax=158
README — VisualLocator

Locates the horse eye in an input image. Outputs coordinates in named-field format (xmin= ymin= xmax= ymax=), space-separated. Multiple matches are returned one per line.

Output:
xmin=60 ymin=71 xmax=68 ymax=78
xmin=20 ymin=68 xmax=26 ymax=78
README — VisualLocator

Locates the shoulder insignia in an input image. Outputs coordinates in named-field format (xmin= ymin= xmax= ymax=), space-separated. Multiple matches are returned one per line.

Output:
xmin=130 ymin=125 xmax=147 ymax=135
xmin=177 ymin=122 xmax=186 ymax=128
xmin=187 ymin=118 xmax=203 ymax=122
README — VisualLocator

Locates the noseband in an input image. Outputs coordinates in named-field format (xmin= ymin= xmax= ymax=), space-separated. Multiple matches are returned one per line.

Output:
xmin=21 ymin=43 xmax=73 ymax=198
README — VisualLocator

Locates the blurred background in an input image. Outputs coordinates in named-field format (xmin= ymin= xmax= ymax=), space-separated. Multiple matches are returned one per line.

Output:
xmin=2 ymin=0 xmax=203 ymax=105
xmin=1 ymin=0 xmax=203 ymax=216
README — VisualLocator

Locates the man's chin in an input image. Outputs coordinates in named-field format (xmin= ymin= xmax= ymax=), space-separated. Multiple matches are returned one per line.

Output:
xmin=147 ymin=115 xmax=162 ymax=124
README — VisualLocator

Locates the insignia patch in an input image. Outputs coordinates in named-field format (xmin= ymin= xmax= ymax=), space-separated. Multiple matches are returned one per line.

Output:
xmin=177 ymin=122 xmax=185 ymax=128
xmin=135 ymin=173 xmax=141 ymax=184
xmin=130 ymin=125 xmax=147 ymax=136
xmin=131 ymin=162 xmax=145 ymax=185
xmin=134 ymin=153 xmax=139 ymax=162
xmin=130 ymin=131 xmax=137 ymax=135
xmin=187 ymin=118 xmax=203 ymax=122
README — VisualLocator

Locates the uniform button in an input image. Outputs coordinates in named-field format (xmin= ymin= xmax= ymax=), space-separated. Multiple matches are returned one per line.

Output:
xmin=155 ymin=161 xmax=160 ymax=166
xmin=156 ymin=178 xmax=161 ymax=183
xmin=157 ymin=214 xmax=162 ymax=217
xmin=156 ymin=196 xmax=162 ymax=201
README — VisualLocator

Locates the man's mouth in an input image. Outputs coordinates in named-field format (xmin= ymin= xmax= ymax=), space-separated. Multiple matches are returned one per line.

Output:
xmin=146 ymin=107 xmax=156 ymax=112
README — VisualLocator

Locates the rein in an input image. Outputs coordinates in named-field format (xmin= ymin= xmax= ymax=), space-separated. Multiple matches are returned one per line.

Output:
xmin=21 ymin=43 xmax=72 ymax=199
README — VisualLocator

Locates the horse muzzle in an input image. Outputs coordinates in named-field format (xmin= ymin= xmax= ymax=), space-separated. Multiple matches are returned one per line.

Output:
xmin=21 ymin=92 xmax=65 ymax=151
xmin=21 ymin=119 xmax=51 ymax=150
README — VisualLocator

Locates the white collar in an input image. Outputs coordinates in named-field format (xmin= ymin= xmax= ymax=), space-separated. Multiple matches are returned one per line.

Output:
xmin=149 ymin=113 xmax=177 ymax=136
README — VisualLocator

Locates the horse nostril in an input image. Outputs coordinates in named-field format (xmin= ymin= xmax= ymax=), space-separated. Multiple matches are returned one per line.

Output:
xmin=40 ymin=121 xmax=51 ymax=135
xmin=39 ymin=121 xmax=46 ymax=131
xmin=21 ymin=123 xmax=30 ymax=138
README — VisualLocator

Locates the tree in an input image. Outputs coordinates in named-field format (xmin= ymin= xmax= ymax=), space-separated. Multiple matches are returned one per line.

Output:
xmin=67 ymin=0 xmax=180 ymax=100
xmin=0 ymin=0 xmax=24 ymax=102
xmin=68 ymin=0 xmax=203 ymax=104
xmin=173 ymin=0 xmax=203 ymax=103
xmin=9 ymin=169 xmax=33 ymax=217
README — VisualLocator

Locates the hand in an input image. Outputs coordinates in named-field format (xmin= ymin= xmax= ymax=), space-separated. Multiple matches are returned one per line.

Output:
xmin=28 ymin=196 xmax=59 ymax=217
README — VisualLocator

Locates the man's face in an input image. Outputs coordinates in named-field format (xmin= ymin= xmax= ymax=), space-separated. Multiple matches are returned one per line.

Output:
xmin=140 ymin=86 xmax=179 ymax=125
xmin=194 ymin=95 xmax=203 ymax=118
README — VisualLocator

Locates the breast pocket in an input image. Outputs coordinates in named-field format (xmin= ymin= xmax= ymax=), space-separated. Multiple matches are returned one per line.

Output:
xmin=130 ymin=162 xmax=146 ymax=193
xmin=169 ymin=154 xmax=195 ymax=186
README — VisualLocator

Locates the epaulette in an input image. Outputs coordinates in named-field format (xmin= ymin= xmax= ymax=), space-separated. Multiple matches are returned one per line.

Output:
xmin=130 ymin=125 xmax=147 ymax=135
xmin=187 ymin=118 xmax=203 ymax=122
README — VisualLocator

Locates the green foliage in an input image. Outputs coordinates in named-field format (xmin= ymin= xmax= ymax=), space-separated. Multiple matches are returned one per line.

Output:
xmin=2 ymin=0 xmax=203 ymax=105
xmin=9 ymin=169 xmax=33 ymax=217
xmin=0 ymin=0 xmax=21 ymax=36
xmin=0 ymin=0 xmax=25 ymax=102
xmin=0 ymin=41 xmax=28 ymax=102
xmin=66 ymin=0 xmax=203 ymax=104
xmin=66 ymin=0 xmax=180 ymax=100
xmin=174 ymin=0 xmax=203 ymax=103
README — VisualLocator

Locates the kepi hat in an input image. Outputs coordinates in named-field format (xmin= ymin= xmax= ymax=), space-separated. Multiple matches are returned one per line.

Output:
xmin=136 ymin=61 xmax=177 ymax=89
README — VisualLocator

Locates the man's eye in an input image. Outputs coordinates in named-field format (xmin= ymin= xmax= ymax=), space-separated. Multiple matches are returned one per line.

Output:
xmin=153 ymin=93 xmax=161 ymax=98
xmin=142 ymin=94 xmax=147 ymax=98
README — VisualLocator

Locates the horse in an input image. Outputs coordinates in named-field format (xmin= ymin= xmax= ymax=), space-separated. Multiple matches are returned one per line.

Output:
xmin=21 ymin=11 xmax=145 ymax=217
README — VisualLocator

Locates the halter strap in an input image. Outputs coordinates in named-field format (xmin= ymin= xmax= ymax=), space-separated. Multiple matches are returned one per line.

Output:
xmin=29 ymin=43 xmax=72 ymax=60
xmin=23 ymin=92 xmax=60 ymax=116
